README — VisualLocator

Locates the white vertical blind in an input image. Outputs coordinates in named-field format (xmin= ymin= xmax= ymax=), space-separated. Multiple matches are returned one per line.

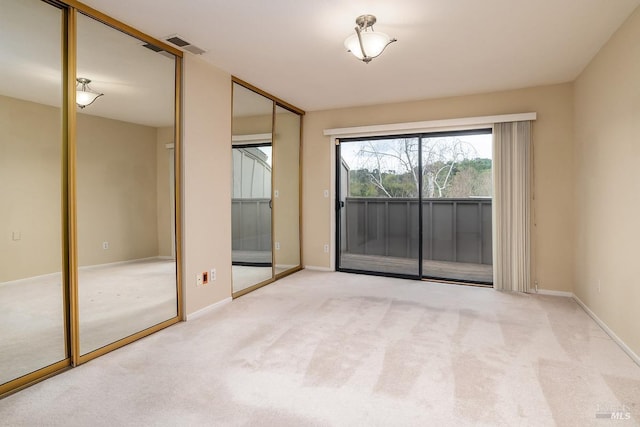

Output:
xmin=492 ymin=121 xmax=531 ymax=292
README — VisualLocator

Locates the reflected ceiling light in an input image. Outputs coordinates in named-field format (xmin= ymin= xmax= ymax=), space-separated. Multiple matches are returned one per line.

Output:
xmin=76 ymin=77 xmax=103 ymax=109
xmin=344 ymin=14 xmax=397 ymax=63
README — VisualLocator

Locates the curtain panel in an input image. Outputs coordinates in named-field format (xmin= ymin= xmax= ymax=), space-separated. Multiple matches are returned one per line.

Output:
xmin=492 ymin=121 xmax=531 ymax=292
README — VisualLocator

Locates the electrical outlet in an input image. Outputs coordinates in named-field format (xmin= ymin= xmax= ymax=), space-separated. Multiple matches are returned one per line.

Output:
xmin=323 ymin=244 xmax=329 ymax=253
xmin=102 ymin=241 xmax=109 ymax=250
xmin=196 ymin=273 xmax=203 ymax=286
xmin=210 ymin=268 xmax=216 ymax=281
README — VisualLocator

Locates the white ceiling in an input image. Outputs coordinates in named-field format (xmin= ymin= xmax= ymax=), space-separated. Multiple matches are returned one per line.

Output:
xmin=1 ymin=0 xmax=638 ymax=124
xmin=79 ymin=0 xmax=640 ymax=112
xmin=0 ymin=0 xmax=176 ymax=127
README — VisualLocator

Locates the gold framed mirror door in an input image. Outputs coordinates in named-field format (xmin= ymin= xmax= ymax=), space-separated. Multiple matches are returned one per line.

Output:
xmin=0 ymin=0 xmax=183 ymax=396
xmin=75 ymin=11 xmax=180 ymax=359
xmin=231 ymin=79 xmax=303 ymax=298
xmin=0 ymin=0 xmax=69 ymax=392
xmin=273 ymin=105 xmax=302 ymax=278
xmin=231 ymin=83 xmax=275 ymax=294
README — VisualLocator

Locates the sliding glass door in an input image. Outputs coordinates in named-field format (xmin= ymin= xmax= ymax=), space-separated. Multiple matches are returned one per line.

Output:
xmin=336 ymin=130 xmax=493 ymax=284
xmin=420 ymin=132 xmax=493 ymax=283
xmin=337 ymin=137 xmax=420 ymax=277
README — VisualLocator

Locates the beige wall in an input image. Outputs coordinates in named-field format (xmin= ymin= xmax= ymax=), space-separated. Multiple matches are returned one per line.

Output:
xmin=157 ymin=126 xmax=174 ymax=257
xmin=232 ymin=114 xmax=272 ymax=135
xmin=182 ymin=55 xmax=233 ymax=315
xmin=0 ymin=96 xmax=62 ymax=282
xmin=0 ymin=95 xmax=170 ymax=281
xmin=574 ymin=7 xmax=640 ymax=355
xmin=76 ymin=113 xmax=159 ymax=266
xmin=302 ymin=83 xmax=575 ymax=292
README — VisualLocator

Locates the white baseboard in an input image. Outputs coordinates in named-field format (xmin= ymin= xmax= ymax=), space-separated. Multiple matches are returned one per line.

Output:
xmin=534 ymin=289 xmax=574 ymax=297
xmin=2 ymin=257 xmax=173 ymax=285
xmin=1 ymin=271 xmax=61 ymax=287
xmin=83 ymin=256 xmax=171 ymax=269
xmin=275 ymin=264 xmax=297 ymax=270
xmin=573 ymin=295 xmax=640 ymax=367
xmin=303 ymin=265 xmax=334 ymax=272
xmin=186 ymin=297 xmax=232 ymax=321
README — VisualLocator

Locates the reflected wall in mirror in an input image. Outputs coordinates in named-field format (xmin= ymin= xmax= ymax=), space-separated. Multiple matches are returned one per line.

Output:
xmin=273 ymin=106 xmax=301 ymax=275
xmin=0 ymin=0 xmax=66 ymax=386
xmin=76 ymin=13 xmax=178 ymax=355
xmin=231 ymin=83 xmax=274 ymax=293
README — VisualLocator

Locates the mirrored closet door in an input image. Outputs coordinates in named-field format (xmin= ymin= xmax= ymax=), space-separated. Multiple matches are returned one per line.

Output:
xmin=231 ymin=80 xmax=303 ymax=297
xmin=231 ymin=83 xmax=275 ymax=294
xmin=273 ymin=106 xmax=301 ymax=276
xmin=0 ymin=0 xmax=182 ymax=396
xmin=76 ymin=13 xmax=179 ymax=356
xmin=0 ymin=0 xmax=67 ymax=389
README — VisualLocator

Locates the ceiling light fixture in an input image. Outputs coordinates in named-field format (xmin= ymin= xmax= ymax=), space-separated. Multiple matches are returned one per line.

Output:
xmin=344 ymin=14 xmax=397 ymax=63
xmin=76 ymin=77 xmax=103 ymax=109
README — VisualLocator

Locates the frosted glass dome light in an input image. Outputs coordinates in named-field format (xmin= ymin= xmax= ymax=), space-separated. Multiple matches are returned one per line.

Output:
xmin=344 ymin=15 xmax=396 ymax=63
xmin=76 ymin=77 xmax=103 ymax=109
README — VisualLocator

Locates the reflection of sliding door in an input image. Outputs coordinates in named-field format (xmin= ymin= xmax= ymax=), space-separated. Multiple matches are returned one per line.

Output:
xmin=231 ymin=144 xmax=273 ymax=267
xmin=76 ymin=13 xmax=178 ymax=356
xmin=336 ymin=131 xmax=493 ymax=284
xmin=0 ymin=0 xmax=68 ymax=390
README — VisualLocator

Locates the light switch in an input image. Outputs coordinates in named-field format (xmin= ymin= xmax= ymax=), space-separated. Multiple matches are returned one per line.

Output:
xmin=12 ymin=231 xmax=21 ymax=241
xmin=274 ymin=190 xmax=279 ymax=198
xmin=323 ymin=190 xmax=329 ymax=198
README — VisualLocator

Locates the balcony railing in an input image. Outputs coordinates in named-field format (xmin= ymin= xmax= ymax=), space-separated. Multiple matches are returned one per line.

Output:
xmin=231 ymin=198 xmax=271 ymax=252
xmin=342 ymin=197 xmax=492 ymax=266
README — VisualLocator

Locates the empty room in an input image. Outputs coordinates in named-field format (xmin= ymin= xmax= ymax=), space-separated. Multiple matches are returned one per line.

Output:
xmin=1 ymin=0 xmax=639 ymax=425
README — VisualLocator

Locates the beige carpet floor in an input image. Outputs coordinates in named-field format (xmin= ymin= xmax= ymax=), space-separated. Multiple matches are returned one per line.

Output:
xmin=232 ymin=265 xmax=291 ymax=293
xmin=232 ymin=265 xmax=273 ymax=293
xmin=0 ymin=258 xmax=177 ymax=384
xmin=0 ymin=270 xmax=639 ymax=426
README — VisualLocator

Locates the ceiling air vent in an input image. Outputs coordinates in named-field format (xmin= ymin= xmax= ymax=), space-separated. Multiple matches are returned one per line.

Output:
xmin=164 ymin=34 xmax=206 ymax=55
xmin=142 ymin=43 xmax=163 ymax=52
xmin=141 ymin=42 xmax=176 ymax=59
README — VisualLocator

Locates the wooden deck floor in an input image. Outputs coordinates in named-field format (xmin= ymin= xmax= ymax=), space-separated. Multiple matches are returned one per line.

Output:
xmin=232 ymin=250 xmax=272 ymax=264
xmin=340 ymin=253 xmax=493 ymax=283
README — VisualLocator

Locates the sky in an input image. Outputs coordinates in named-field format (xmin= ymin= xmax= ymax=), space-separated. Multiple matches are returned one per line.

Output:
xmin=340 ymin=133 xmax=492 ymax=172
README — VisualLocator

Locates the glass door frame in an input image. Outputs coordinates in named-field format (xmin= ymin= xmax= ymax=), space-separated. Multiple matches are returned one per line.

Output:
xmin=335 ymin=128 xmax=493 ymax=285
xmin=335 ymin=134 xmax=423 ymax=281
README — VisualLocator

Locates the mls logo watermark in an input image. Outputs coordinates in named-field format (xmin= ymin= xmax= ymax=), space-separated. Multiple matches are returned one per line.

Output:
xmin=595 ymin=404 xmax=632 ymax=420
